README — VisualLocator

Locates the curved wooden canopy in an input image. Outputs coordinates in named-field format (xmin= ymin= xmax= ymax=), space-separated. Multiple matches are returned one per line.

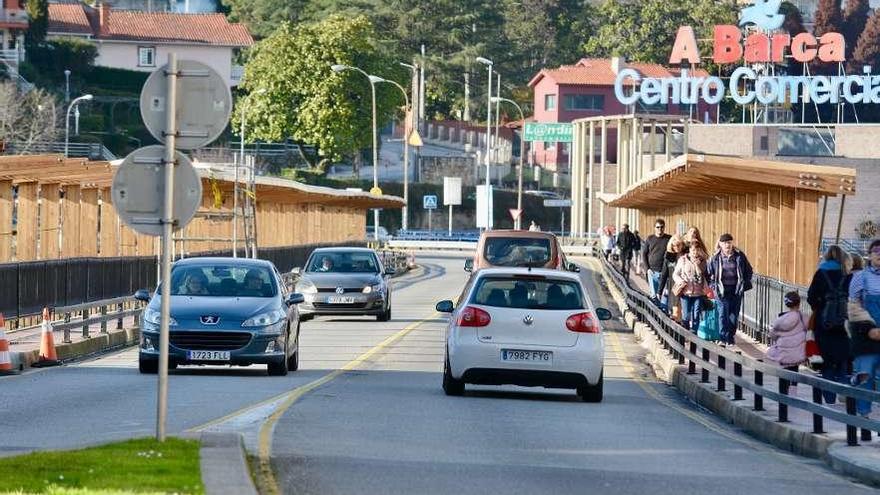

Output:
xmin=607 ymin=154 xmax=857 ymax=209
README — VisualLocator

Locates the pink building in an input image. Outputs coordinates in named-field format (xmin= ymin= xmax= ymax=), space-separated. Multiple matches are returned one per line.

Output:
xmin=528 ymin=58 xmax=716 ymax=170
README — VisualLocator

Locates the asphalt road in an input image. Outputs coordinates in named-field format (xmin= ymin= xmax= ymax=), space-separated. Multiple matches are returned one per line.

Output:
xmin=0 ymin=254 xmax=873 ymax=494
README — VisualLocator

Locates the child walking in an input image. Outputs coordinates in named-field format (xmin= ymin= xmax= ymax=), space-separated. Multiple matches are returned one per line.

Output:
xmin=768 ymin=292 xmax=808 ymax=383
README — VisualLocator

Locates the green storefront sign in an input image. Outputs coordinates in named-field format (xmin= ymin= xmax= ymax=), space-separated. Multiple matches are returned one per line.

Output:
xmin=523 ymin=122 xmax=573 ymax=143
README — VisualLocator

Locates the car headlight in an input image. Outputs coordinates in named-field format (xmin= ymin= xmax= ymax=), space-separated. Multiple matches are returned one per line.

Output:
xmin=363 ymin=283 xmax=382 ymax=294
xmin=242 ymin=309 xmax=286 ymax=327
xmin=296 ymin=280 xmax=317 ymax=294
xmin=143 ymin=308 xmax=177 ymax=326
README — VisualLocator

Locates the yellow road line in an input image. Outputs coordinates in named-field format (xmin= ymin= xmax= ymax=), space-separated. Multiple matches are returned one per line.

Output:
xmin=188 ymin=312 xmax=441 ymax=495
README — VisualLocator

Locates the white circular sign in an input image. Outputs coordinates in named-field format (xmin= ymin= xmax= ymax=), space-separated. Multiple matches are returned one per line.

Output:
xmin=140 ymin=60 xmax=232 ymax=150
xmin=112 ymin=145 xmax=203 ymax=237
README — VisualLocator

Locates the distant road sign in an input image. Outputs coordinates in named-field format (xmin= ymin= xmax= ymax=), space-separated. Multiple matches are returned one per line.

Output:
xmin=509 ymin=208 xmax=522 ymax=220
xmin=111 ymin=145 xmax=202 ymax=237
xmin=443 ymin=177 xmax=462 ymax=206
xmin=524 ymin=123 xmax=573 ymax=143
xmin=140 ymin=60 xmax=231 ymax=150
xmin=423 ymin=195 xmax=438 ymax=210
xmin=544 ymin=199 xmax=572 ymax=207
xmin=409 ymin=129 xmax=424 ymax=147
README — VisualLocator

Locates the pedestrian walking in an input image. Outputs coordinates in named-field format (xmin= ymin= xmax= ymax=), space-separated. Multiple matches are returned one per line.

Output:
xmin=600 ymin=226 xmax=615 ymax=260
xmin=849 ymin=239 xmax=880 ymax=416
xmin=616 ymin=224 xmax=637 ymax=276
xmin=528 ymin=220 xmax=540 ymax=232
xmin=707 ymin=233 xmax=754 ymax=345
xmin=642 ymin=219 xmax=672 ymax=303
xmin=673 ymin=229 xmax=709 ymax=332
xmin=768 ymin=292 xmax=807 ymax=382
xmin=658 ymin=234 xmax=685 ymax=317
xmin=633 ymin=230 xmax=643 ymax=275
xmin=807 ymin=245 xmax=852 ymax=404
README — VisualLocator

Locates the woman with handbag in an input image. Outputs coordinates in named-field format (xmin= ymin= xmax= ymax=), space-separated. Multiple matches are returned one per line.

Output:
xmin=659 ymin=234 xmax=685 ymax=320
xmin=673 ymin=229 xmax=710 ymax=332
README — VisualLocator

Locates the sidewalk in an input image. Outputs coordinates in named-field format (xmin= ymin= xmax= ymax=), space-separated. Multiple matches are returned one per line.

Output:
xmin=4 ymin=314 xmax=140 ymax=371
xmin=593 ymin=257 xmax=880 ymax=486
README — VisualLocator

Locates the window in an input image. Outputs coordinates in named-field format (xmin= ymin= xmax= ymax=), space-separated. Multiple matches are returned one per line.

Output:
xmin=138 ymin=46 xmax=156 ymax=67
xmin=561 ymin=142 xmax=570 ymax=155
xmin=167 ymin=264 xmax=277 ymax=298
xmin=637 ymin=101 xmax=668 ymax=114
xmin=564 ymin=94 xmax=604 ymax=111
xmin=483 ymin=237 xmax=552 ymax=267
xmin=471 ymin=277 xmax=584 ymax=310
xmin=543 ymin=141 xmax=555 ymax=151
xmin=306 ymin=251 xmax=379 ymax=273
xmin=544 ymin=94 xmax=556 ymax=111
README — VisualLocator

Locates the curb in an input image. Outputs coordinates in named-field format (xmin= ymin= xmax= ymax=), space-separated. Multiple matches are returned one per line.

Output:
xmin=10 ymin=327 xmax=140 ymax=370
xmin=595 ymin=260 xmax=880 ymax=487
xmin=199 ymin=432 xmax=258 ymax=495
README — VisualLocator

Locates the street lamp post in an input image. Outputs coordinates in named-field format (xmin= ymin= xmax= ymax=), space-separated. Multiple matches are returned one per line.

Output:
xmin=476 ymin=57 xmax=493 ymax=230
xmin=491 ymin=97 xmax=525 ymax=230
xmin=65 ymin=94 xmax=93 ymax=158
xmin=64 ymin=70 xmax=71 ymax=103
xmin=332 ymin=64 xmax=380 ymax=241
xmin=234 ymin=87 xmax=267 ymax=257
xmin=373 ymin=76 xmax=411 ymax=232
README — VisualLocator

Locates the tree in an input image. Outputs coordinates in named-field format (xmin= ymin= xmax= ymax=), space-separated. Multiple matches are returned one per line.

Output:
xmin=24 ymin=0 xmax=49 ymax=50
xmin=220 ymin=0 xmax=309 ymax=38
xmin=0 ymin=83 xmax=59 ymax=153
xmin=843 ymin=0 xmax=871 ymax=64
xmin=811 ymin=0 xmax=843 ymax=73
xmin=236 ymin=15 xmax=404 ymax=164
xmin=852 ymin=8 xmax=880 ymax=71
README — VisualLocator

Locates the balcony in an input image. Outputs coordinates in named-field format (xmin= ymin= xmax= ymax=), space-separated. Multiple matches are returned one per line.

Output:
xmin=0 ymin=8 xmax=28 ymax=27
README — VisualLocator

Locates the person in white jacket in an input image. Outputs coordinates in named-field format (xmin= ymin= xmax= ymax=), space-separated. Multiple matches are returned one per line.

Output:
xmin=767 ymin=292 xmax=807 ymax=383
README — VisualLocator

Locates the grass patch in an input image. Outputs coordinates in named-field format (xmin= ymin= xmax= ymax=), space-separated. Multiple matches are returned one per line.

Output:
xmin=0 ymin=437 xmax=203 ymax=495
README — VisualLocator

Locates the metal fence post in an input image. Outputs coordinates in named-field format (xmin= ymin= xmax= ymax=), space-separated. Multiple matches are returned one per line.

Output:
xmin=100 ymin=305 xmax=108 ymax=334
xmin=847 ymin=396 xmax=859 ymax=446
xmin=778 ymin=378 xmax=789 ymax=422
xmin=717 ymin=354 xmax=726 ymax=392
xmin=688 ymin=341 xmax=697 ymax=375
xmin=754 ymin=366 xmax=764 ymax=411
xmin=733 ymin=352 xmax=743 ymax=400
xmin=82 ymin=308 xmax=90 ymax=339
xmin=63 ymin=311 xmax=72 ymax=344
xmin=677 ymin=333 xmax=685 ymax=365
xmin=700 ymin=347 xmax=710 ymax=383
xmin=117 ymin=302 xmax=124 ymax=330
xmin=812 ymin=386 xmax=824 ymax=433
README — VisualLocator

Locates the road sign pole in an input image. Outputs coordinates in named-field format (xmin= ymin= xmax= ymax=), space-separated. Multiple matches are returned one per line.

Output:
xmin=157 ymin=53 xmax=178 ymax=443
xmin=448 ymin=204 xmax=453 ymax=235
xmin=428 ymin=208 xmax=432 ymax=231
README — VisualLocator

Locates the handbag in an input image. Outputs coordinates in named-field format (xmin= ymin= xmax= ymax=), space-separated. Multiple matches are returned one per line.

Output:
xmin=698 ymin=305 xmax=721 ymax=341
xmin=673 ymin=281 xmax=687 ymax=296
xmin=700 ymin=296 xmax=715 ymax=311
xmin=805 ymin=329 xmax=824 ymax=369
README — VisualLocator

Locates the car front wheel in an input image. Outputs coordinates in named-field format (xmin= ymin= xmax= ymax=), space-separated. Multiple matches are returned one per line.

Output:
xmin=139 ymin=358 xmax=158 ymax=374
xmin=268 ymin=340 xmax=289 ymax=376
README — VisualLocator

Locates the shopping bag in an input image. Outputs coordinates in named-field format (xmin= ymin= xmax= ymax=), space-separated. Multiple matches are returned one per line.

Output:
xmin=697 ymin=306 xmax=721 ymax=341
xmin=805 ymin=330 xmax=823 ymax=369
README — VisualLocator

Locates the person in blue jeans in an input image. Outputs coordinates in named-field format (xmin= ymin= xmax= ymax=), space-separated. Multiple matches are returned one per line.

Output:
xmin=807 ymin=245 xmax=852 ymax=404
xmin=707 ymin=233 xmax=754 ymax=345
xmin=673 ymin=228 xmax=710 ymax=332
xmin=850 ymin=240 xmax=880 ymax=416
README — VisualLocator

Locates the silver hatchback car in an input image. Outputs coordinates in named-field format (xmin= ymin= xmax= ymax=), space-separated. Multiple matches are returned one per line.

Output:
xmin=293 ymin=248 xmax=394 ymax=321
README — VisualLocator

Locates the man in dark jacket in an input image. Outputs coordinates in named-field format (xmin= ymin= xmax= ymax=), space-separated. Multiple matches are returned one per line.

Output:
xmin=707 ymin=233 xmax=754 ymax=345
xmin=642 ymin=218 xmax=671 ymax=303
xmin=616 ymin=224 xmax=637 ymax=276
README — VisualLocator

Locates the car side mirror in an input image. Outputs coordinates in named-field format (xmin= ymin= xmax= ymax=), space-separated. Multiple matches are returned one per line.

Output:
xmin=134 ymin=289 xmax=151 ymax=302
xmin=291 ymin=267 xmax=302 ymax=276
xmin=595 ymin=307 xmax=613 ymax=321
xmin=464 ymin=259 xmax=473 ymax=272
xmin=435 ymin=300 xmax=454 ymax=313
xmin=568 ymin=262 xmax=581 ymax=273
xmin=286 ymin=293 xmax=305 ymax=306
xmin=385 ymin=266 xmax=396 ymax=276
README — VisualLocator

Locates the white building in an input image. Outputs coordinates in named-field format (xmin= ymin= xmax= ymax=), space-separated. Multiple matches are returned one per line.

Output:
xmin=47 ymin=2 xmax=253 ymax=86
xmin=0 ymin=0 xmax=27 ymax=66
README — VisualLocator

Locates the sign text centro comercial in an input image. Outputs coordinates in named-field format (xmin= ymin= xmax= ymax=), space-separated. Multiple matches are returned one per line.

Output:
xmin=614 ymin=0 xmax=880 ymax=107
xmin=524 ymin=122 xmax=573 ymax=143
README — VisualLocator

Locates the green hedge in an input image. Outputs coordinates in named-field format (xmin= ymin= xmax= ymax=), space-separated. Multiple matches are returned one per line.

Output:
xmin=84 ymin=66 xmax=149 ymax=95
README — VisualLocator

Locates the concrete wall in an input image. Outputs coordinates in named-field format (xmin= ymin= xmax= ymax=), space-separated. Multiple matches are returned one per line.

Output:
xmin=95 ymin=41 xmax=235 ymax=86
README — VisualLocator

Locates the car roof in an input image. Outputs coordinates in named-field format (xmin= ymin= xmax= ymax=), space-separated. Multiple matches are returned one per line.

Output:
xmin=480 ymin=230 xmax=559 ymax=240
xmin=311 ymin=247 xmax=376 ymax=253
xmin=474 ymin=267 xmax=582 ymax=282
xmin=174 ymin=257 xmax=275 ymax=268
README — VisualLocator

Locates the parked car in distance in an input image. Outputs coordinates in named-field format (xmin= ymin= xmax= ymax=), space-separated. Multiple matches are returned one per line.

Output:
xmin=465 ymin=230 xmax=580 ymax=273
xmin=293 ymin=247 xmax=394 ymax=321
xmin=136 ymin=257 xmax=303 ymax=376
xmin=436 ymin=268 xmax=612 ymax=401
xmin=366 ymin=225 xmax=391 ymax=241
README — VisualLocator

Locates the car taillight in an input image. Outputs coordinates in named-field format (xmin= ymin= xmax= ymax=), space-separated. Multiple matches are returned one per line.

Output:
xmin=457 ymin=306 xmax=491 ymax=327
xmin=566 ymin=312 xmax=600 ymax=333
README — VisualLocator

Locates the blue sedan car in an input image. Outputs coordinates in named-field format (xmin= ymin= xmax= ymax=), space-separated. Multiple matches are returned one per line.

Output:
xmin=136 ymin=257 xmax=304 ymax=376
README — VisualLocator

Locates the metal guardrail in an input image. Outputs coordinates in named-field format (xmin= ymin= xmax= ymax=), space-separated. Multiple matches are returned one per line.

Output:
xmin=10 ymin=296 xmax=146 ymax=344
xmin=596 ymin=249 xmax=880 ymax=446
xmin=5 ymin=141 xmax=116 ymax=160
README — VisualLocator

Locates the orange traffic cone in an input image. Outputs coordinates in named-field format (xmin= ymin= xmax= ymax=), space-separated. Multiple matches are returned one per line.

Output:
xmin=32 ymin=308 xmax=59 ymax=368
xmin=0 ymin=313 xmax=17 ymax=375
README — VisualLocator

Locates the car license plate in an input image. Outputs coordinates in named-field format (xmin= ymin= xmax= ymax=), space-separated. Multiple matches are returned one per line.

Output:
xmin=327 ymin=296 xmax=356 ymax=304
xmin=501 ymin=350 xmax=552 ymax=363
xmin=187 ymin=350 xmax=230 ymax=361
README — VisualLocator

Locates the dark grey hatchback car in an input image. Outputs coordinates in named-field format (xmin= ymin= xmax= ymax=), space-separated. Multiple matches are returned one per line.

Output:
xmin=136 ymin=257 xmax=304 ymax=376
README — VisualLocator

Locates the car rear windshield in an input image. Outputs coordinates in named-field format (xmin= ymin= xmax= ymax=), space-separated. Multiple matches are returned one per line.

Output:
xmin=471 ymin=277 xmax=584 ymax=310
xmin=306 ymin=251 xmax=379 ymax=273
xmin=483 ymin=237 xmax=552 ymax=266
xmin=167 ymin=265 xmax=277 ymax=297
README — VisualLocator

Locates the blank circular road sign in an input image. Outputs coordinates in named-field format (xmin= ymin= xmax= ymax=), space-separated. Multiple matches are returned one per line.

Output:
xmin=140 ymin=60 xmax=232 ymax=150
xmin=112 ymin=145 xmax=203 ymax=237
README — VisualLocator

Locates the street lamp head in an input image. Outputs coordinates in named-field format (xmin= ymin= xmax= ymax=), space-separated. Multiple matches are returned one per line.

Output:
xmin=489 ymin=96 xmax=502 ymax=103
xmin=330 ymin=64 xmax=348 ymax=73
xmin=82 ymin=94 xmax=94 ymax=101
xmin=367 ymin=75 xmax=385 ymax=84
xmin=64 ymin=69 xmax=71 ymax=76
xmin=476 ymin=57 xmax=493 ymax=66
xmin=399 ymin=62 xmax=415 ymax=70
